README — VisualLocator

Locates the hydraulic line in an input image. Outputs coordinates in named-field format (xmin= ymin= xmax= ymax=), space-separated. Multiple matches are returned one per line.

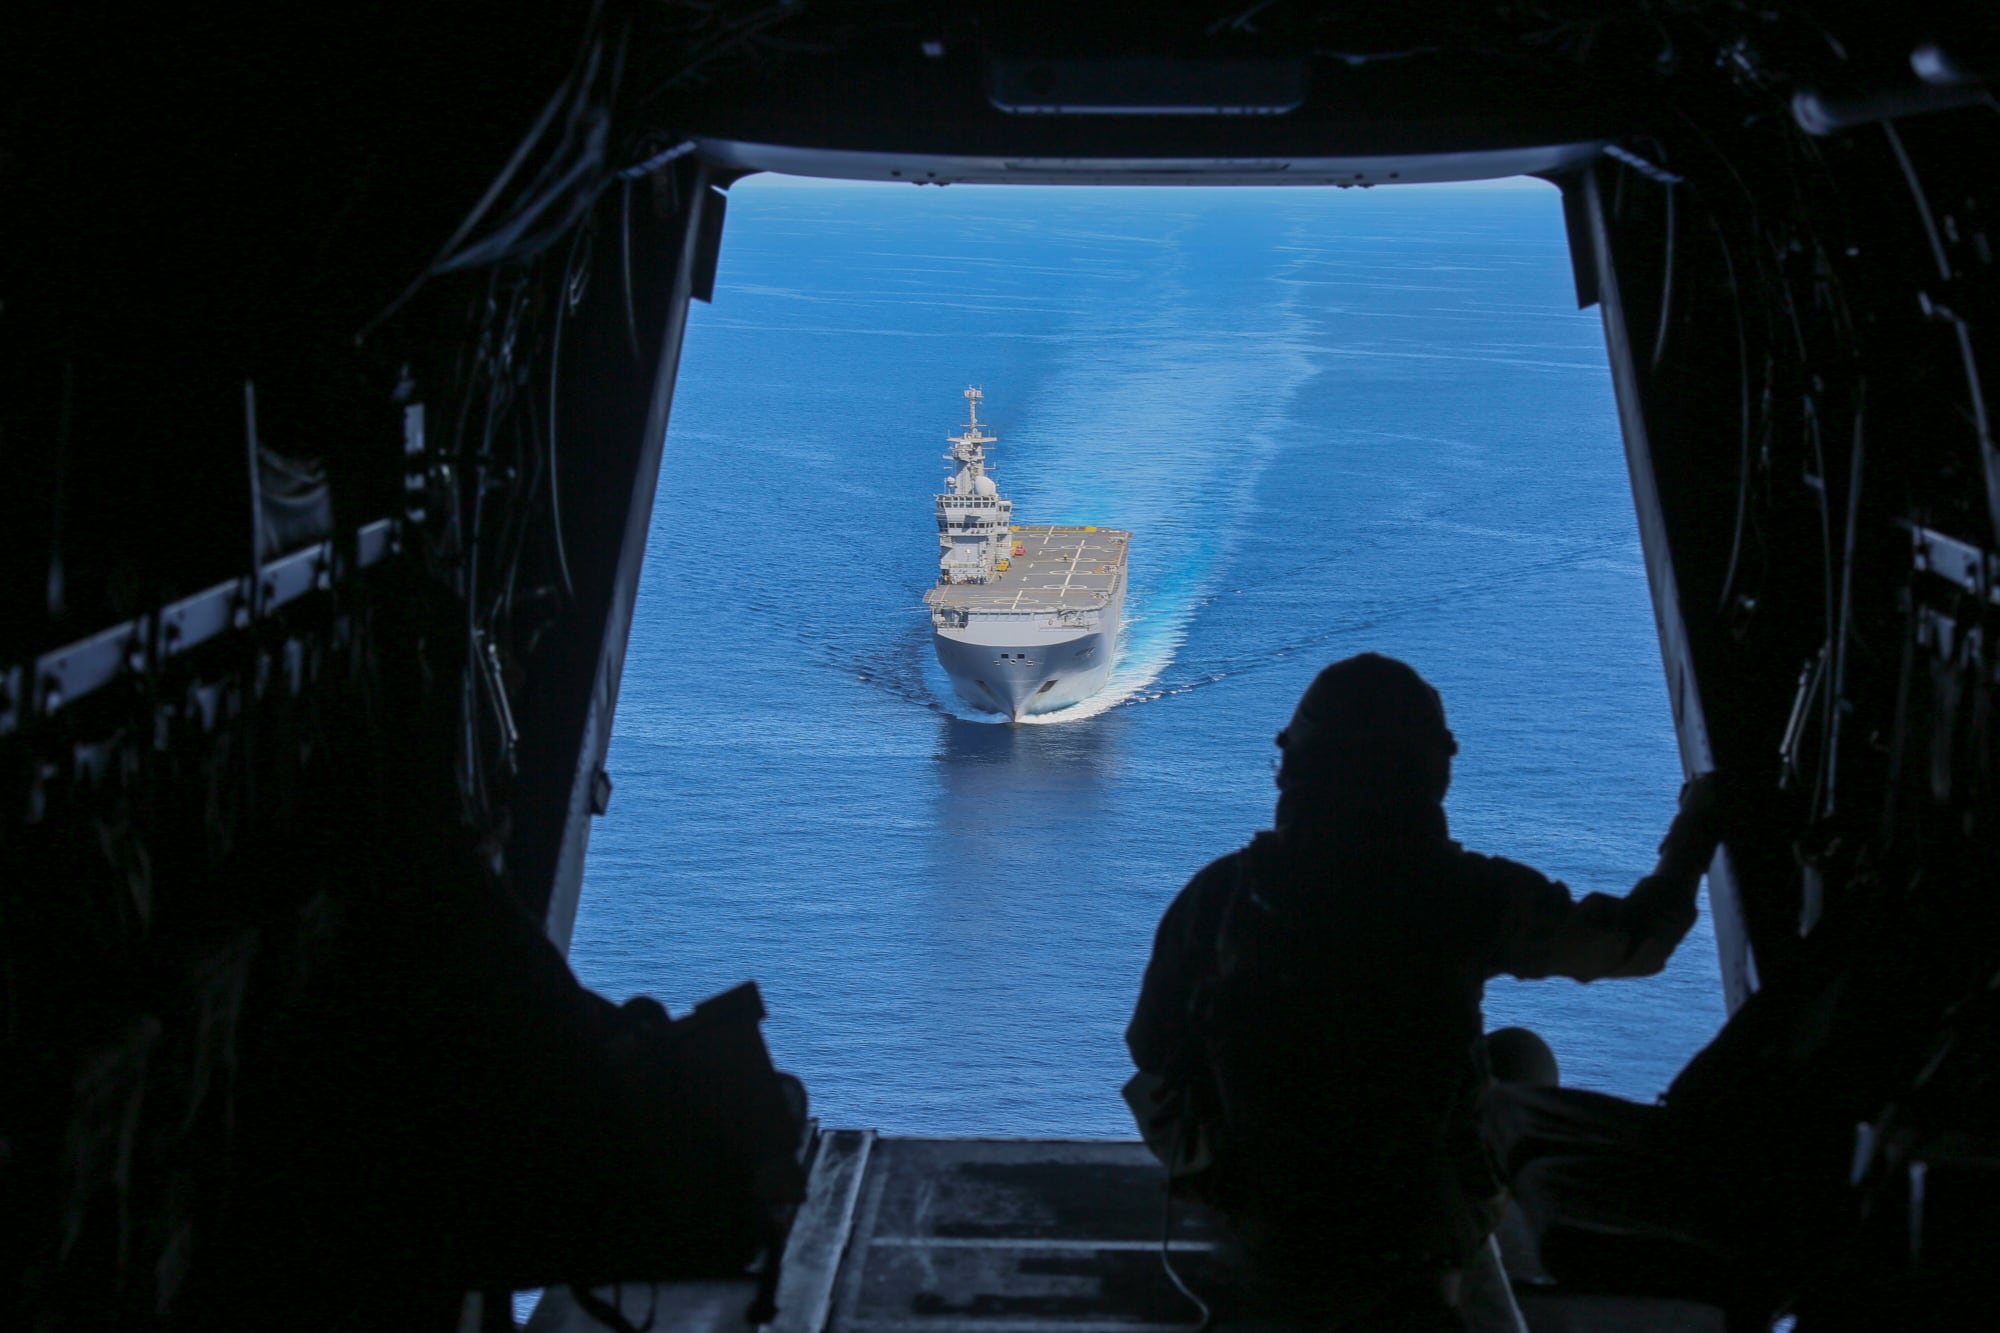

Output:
xmin=1884 ymin=121 xmax=1999 ymax=541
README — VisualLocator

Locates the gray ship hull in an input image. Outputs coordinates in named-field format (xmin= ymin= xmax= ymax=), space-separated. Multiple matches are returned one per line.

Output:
xmin=934 ymin=622 xmax=1119 ymax=721
xmin=932 ymin=559 xmax=1126 ymax=721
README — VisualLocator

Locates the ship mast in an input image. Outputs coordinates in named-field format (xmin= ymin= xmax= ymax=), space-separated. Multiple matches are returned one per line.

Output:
xmin=946 ymin=386 xmax=997 ymax=490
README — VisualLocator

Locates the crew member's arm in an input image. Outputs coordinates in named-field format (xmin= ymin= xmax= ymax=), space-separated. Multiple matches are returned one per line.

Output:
xmin=1123 ymin=856 xmax=1242 ymax=1170
xmin=1493 ymin=774 xmax=1727 ymax=983
xmin=1126 ymin=856 xmax=1238 ymax=1073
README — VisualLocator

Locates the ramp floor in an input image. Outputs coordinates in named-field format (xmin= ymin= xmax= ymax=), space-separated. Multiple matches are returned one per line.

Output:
xmin=523 ymin=1134 xmax=1728 ymax=1333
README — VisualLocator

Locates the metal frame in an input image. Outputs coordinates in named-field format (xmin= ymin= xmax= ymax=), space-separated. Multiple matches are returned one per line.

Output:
xmin=694 ymin=138 xmax=1607 ymax=188
xmin=535 ymin=165 xmax=725 ymax=952
xmin=1579 ymin=165 xmax=1759 ymax=1011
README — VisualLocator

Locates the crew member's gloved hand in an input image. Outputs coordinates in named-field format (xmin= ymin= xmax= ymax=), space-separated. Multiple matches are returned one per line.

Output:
xmin=1657 ymin=770 xmax=1752 ymax=876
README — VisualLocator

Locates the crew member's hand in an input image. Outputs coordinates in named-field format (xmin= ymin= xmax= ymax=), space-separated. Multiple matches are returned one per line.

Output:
xmin=1659 ymin=771 xmax=1733 ymax=874
xmin=1678 ymin=771 xmax=1727 ymax=834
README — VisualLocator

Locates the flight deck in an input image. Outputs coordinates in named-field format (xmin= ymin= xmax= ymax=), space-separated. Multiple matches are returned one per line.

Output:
xmin=927 ymin=525 xmax=1131 ymax=618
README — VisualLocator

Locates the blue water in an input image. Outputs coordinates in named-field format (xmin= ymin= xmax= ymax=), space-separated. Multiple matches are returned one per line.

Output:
xmin=569 ymin=179 xmax=1727 ymax=1137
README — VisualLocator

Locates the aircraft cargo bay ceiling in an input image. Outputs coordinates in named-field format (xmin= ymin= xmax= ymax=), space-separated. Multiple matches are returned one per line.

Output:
xmin=633 ymin=2 xmax=1983 ymax=178
xmin=658 ymin=4 xmax=1626 ymax=184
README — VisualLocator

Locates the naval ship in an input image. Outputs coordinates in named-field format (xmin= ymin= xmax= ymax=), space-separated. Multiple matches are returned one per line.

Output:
xmin=924 ymin=389 xmax=1130 ymax=721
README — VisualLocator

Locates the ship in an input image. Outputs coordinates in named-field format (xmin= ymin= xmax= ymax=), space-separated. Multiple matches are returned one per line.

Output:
xmin=924 ymin=388 xmax=1130 ymax=722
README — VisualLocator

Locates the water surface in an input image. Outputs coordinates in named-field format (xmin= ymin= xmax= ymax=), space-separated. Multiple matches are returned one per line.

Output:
xmin=571 ymin=179 xmax=1726 ymax=1135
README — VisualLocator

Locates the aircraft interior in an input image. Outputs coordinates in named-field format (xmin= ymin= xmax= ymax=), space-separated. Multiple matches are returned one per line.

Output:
xmin=5 ymin=3 xmax=1997 ymax=1329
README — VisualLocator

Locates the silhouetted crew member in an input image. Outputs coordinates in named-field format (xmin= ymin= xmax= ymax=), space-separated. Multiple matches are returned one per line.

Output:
xmin=1124 ymin=653 xmax=1727 ymax=1326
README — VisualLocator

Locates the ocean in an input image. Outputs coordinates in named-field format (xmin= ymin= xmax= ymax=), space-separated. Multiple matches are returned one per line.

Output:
xmin=567 ymin=177 xmax=1728 ymax=1137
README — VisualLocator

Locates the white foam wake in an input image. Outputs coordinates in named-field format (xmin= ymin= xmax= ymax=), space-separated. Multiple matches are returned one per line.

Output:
xmin=1010 ymin=607 xmax=1180 ymax=724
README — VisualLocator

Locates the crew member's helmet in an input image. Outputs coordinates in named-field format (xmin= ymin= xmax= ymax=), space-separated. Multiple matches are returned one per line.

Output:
xmin=1275 ymin=653 xmax=1457 ymax=804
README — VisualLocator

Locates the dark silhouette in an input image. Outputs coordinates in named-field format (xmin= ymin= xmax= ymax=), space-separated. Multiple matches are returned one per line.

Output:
xmin=1124 ymin=653 xmax=1728 ymax=1327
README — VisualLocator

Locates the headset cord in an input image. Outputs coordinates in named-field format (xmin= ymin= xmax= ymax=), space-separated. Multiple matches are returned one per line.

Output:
xmin=1159 ymin=1121 xmax=1214 ymax=1333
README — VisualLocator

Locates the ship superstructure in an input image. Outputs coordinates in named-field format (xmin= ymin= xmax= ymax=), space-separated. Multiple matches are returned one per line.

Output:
xmin=924 ymin=388 xmax=1129 ymax=721
xmin=933 ymin=387 xmax=1013 ymax=583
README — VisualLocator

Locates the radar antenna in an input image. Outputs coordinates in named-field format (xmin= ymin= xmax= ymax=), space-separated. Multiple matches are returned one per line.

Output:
xmin=947 ymin=385 xmax=997 ymax=460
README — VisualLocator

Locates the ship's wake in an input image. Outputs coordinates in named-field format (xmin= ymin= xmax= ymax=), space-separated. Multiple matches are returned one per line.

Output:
xmin=895 ymin=210 xmax=1330 ymax=726
xmin=913 ymin=402 xmax=1311 ymax=723
xmin=1011 ymin=600 xmax=1185 ymax=724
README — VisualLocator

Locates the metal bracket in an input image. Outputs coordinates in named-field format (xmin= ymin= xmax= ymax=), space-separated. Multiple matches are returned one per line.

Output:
xmin=0 ymin=518 xmax=400 ymax=738
xmin=474 ymin=629 xmax=521 ymax=774
xmin=1908 ymin=521 xmax=1999 ymax=603
xmin=403 ymin=402 xmax=429 ymax=526
xmin=33 ymin=617 xmax=152 ymax=722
